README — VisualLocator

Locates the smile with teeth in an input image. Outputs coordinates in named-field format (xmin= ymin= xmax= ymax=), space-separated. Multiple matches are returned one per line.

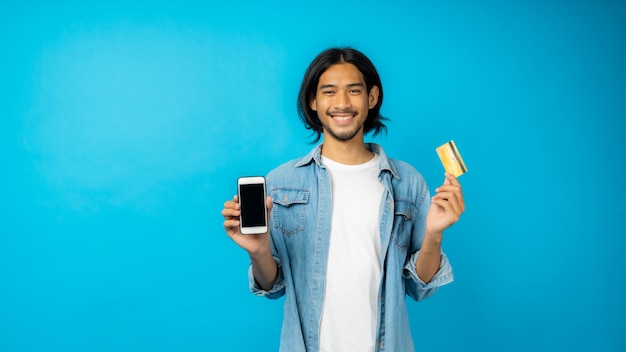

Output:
xmin=331 ymin=115 xmax=354 ymax=121
xmin=329 ymin=110 xmax=357 ymax=122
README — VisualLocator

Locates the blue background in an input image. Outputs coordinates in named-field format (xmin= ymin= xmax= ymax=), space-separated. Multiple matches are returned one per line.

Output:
xmin=1 ymin=1 xmax=625 ymax=351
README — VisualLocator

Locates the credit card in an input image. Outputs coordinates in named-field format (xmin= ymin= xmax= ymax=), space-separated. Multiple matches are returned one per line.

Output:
xmin=436 ymin=140 xmax=467 ymax=177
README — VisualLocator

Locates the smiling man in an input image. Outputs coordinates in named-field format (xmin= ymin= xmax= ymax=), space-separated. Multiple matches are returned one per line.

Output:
xmin=222 ymin=47 xmax=465 ymax=352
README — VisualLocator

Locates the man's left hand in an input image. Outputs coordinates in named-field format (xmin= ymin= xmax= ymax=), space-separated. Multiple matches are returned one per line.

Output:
xmin=425 ymin=172 xmax=465 ymax=238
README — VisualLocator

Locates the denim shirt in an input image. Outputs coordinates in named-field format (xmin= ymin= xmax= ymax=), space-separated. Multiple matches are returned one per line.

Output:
xmin=249 ymin=143 xmax=453 ymax=352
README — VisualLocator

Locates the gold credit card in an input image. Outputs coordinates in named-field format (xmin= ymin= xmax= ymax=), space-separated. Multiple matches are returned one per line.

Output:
xmin=436 ymin=140 xmax=467 ymax=177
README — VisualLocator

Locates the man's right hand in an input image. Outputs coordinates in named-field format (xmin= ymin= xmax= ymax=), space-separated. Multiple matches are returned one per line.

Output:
xmin=222 ymin=195 xmax=273 ymax=257
xmin=222 ymin=195 xmax=278 ymax=290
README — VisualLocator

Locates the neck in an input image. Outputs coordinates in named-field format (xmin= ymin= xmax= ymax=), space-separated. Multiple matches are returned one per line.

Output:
xmin=321 ymin=138 xmax=374 ymax=165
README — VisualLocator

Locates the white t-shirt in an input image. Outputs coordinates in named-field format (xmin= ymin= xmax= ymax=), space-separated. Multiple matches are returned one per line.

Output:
xmin=319 ymin=154 xmax=385 ymax=352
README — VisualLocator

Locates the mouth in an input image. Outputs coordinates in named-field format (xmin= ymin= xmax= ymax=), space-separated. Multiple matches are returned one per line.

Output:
xmin=331 ymin=114 xmax=355 ymax=122
xmin=329 ymin=110 xmax=357 ymax=123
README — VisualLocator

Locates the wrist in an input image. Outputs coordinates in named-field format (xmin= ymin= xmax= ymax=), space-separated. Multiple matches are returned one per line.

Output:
xmin=248 ymin=244 xmax=272 ymax=261
xmin=424 ymin=230 xmax=443 ymax=243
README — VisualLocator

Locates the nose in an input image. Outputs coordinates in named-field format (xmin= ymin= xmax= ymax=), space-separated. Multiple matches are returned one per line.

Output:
xmin=334 ymin=91 xmax=351 ymax=109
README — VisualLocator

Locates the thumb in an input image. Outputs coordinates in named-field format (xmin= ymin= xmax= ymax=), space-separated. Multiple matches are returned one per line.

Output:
xmin=264 ymin=196 xmax=273 ymax=233
xmin=266 ymin=196 xmax=273 ymax=211
xmin=443 ymin=172 xmax=452 ymax=185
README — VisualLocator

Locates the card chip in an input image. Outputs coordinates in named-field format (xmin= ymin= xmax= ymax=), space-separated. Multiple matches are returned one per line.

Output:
xmin=436 ymin=140 xmax=467 ymax=177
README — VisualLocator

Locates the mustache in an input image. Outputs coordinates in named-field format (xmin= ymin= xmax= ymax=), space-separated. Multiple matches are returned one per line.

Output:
xmin=327 ymin=109 xmax=357 ymax=115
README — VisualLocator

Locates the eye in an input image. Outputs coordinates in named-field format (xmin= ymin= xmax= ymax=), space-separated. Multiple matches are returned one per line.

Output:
xmin=349 ymin=89 xmax=362 ymax=95
xmin=322 ymin=90 xmax=335 ymax=95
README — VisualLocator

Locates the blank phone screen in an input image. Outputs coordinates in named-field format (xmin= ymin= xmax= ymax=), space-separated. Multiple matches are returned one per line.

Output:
xmin=239 ymin=183 xmax=266 ymax=227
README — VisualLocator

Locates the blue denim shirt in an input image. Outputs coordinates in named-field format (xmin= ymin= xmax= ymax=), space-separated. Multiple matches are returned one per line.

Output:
xmin=249 ymin=143 xmax=453 ymax=352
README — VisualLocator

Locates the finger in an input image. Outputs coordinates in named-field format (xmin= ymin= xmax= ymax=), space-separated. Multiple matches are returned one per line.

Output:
xmin=435 ymin=184 xmax=461 ymax=193
xmin=223 ymin=219 xmax=241 ymax=234
xmin=265 ymin=196 xmax=273 ymax=230
xmin=221 ymin=207 xmax=241 ymax=219
xmin=222 ymin=197 xmax=241 ymax=215
xmin=432 ymin=191 xmax=462 ymax=215
xmin=431 ymin=198 xmax=461 ymax=223
xmin=436 ymin=184 xmax=464 ymax=211
xmin=223 ymin=202 xmax=237 ymax=213
xmin=444 ymin=174 xmax=464 ymax=212
xmin=444 ymin=172 xmax=461 ymax=188
xmin=224 ymin=200 xmax=240 ymax=210
xmin=433 ymin=187 xmax=464 ymax=213
xmin=457 ymin=190 xmax=465 ymax=212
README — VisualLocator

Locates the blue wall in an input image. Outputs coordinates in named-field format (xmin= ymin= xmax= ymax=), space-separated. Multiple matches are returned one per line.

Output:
xmin=1 ymin=1 xmax=625 ymax=351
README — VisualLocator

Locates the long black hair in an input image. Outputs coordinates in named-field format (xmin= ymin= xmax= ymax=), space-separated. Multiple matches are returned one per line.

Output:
xmin=297 ymin=47 xmax=387 ymax=143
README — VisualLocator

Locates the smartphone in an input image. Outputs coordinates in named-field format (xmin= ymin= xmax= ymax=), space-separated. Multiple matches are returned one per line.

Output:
xmin=237 ymin=176 xmax=268 ymax=235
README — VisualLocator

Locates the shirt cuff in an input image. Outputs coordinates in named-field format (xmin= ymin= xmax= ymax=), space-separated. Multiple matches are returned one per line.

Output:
xmin=248 ymin=256 xmax=286 ymax=299
xmin=403 ymin=250 xmax=454 ymax=289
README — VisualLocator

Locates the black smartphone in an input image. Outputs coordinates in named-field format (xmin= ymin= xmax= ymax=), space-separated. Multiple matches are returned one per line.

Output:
xmin=237 ymin=176 xmax=268 ymax=235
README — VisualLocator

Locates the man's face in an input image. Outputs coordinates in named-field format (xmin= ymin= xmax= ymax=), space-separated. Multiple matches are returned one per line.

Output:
xmin=310 ymin=63 xmax=379 ymax=143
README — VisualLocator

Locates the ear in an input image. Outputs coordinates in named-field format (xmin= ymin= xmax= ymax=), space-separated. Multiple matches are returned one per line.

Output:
xmin=310 ymin=94 xmax=317 ymax=111
xmin=368 ymin=85 xmax=379 ymax=109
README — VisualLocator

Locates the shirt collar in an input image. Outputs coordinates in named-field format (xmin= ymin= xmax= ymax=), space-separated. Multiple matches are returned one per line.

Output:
xmin=294 ymin=143 xmax=400 ymax=179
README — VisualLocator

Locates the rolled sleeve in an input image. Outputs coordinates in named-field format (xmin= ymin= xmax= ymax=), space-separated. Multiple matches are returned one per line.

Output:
xmin=248 ymin=256 xmax=286 ymax=300
xmin=403 ymin=250 xmax=454 ymax=301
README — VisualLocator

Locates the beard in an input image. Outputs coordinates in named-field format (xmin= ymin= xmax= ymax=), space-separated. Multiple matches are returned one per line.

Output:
xmin=324 ymin=125 xmax=362 ymax=141
xmin=321 ymin=110 xmax=365 ymax=142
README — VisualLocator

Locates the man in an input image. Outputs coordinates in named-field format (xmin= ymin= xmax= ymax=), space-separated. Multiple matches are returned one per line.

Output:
xmin=222 ymin=47 xmax=465 ymax=351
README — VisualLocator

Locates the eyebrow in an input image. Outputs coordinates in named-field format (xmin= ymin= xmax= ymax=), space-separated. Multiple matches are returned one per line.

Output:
xmin=318 ymin=82 xmax=366 ymax=90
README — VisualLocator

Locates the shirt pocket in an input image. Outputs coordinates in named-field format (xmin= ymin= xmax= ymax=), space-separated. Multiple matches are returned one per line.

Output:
xmin=271 ymin=188 xmax=310 ymax=237
xmin=392 ymin=199 xmax=416 ymax=250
